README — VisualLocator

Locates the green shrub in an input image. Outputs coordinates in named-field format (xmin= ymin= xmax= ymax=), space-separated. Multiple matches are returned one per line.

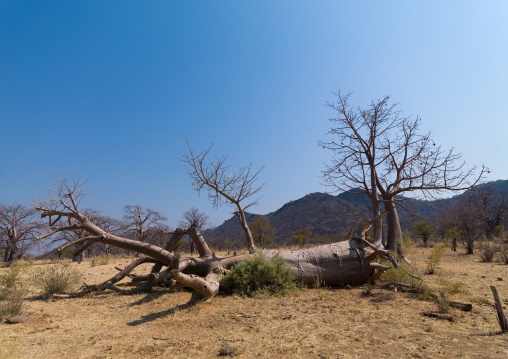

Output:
xmin=381 ymin=258 xmax=421 ymax=287
xmin=219 ymin=251 xmax=299 ymax=297
xmin=32 ymin=262 xmax=82 ymax=296
xmin=494 ymin=225 xmax=505 ymax=241
xmin=0 ymin=260 xmax=31 ymax=289
xmin=436 ymin=292 xmax=450 ymax=314
xmin=402 ymin=230 xmax=414 ymax=254
xmin=0 ymin=287 xmax=24 ymax=318
xmin=426 ymin=241 xmax=448 ymax=274
xmin=383 ymin=266 xmax=410 ymax=283
xmin=437 ymin=274 xmax=464 ymax=295
xmin=0 ymin=260 xmax=29 ymax=319
xmin=174 ymin=240 xmax=185 ymax=251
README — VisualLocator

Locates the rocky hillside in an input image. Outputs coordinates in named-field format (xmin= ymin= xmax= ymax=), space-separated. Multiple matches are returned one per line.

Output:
xmin=205 ymin=180 xmax=508 ymax=247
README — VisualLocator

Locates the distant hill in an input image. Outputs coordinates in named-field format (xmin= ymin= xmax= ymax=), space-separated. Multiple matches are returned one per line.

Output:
xmin=205 ymin=180 xmax=508 ymax=247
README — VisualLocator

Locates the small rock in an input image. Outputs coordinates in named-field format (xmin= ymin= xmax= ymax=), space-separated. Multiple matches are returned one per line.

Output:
xmin=6 ymin=315 xmax=30 ymax=324
xmin=219 ymin=345 xmax=237 ymax=356
xmin=497 ymin=278 xmax=503 ymax=281
xmin=481 ymin=276 xmax=486 ymax=278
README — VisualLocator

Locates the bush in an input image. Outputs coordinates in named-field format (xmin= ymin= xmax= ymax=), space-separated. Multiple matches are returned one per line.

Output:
xmin=0 ymin=260 xmax=31 ymax=289
xmin=219 ymin=251 xmax=300 ymax=297
xmin=436 ymin=292 xmax=450 ymax=314
xmin=0 ymin=287 xmax=24 ymax=318
xmin=32 ymin=262 xmax=82 ymax=296
xmin=499 ymin=244 xmax=508 ymax=264
xmin=0 ymin=260 xmax=29 ymax=319
xmin=437 ymin=274 xmax=464 ymax=295
xmin=381 ymin=255 xmax=422 ymax=287
xmin=402 ymin=230 xmax=414 ymax=254
xmin=426 ymin=241 xmax=448 ymax=274
xmin=480 ymin=242 xmax=497 ymax=263
xmin=90 ymin=254 xmax=110 ymax=267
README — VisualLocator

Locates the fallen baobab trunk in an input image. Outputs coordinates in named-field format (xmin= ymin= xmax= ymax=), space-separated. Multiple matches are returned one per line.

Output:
xmin=34 ymin=178 xmax=398 ymax=301
xmin=46 ymin=212 xmax=397 ymax=302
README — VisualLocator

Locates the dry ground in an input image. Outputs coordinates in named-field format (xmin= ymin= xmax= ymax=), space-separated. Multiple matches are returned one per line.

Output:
xmin=1 ymin=247 xmax=508 ymax=358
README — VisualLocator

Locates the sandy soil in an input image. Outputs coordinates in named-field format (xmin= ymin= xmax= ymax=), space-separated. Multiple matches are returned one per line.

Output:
xmin=1 ymin=248 xmax=508 ymax=358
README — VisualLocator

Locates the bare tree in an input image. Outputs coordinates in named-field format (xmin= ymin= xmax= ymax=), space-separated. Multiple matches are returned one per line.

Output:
xmin=123 ymin=205 xmax=167 ymax=243
xmin=320 ymin=92 xmax=486 ymax=256
xmin=34 ymin=177 xmax=401 ymax=302
xmin=0 ymin=204 xmax=45 ymax=262
xmin=50 ymin=208 xmax=101 ymax=262
xmin=441 ymin=195 xmax=486 ymax=254
xmin=89 ymin=214 xmax=123 ymax=257
xmin=179 ymin=207 xmax=210 ymax=231
xmin=179 ymin=139 xmax=264 ymax=252
xmin=471 ymin=182 xmax=505 ymax=237
xmin=179 ymin=207 xmax=211 ymax=255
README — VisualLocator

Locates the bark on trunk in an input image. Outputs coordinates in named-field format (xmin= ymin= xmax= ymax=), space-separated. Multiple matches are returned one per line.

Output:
xmin=384 ymin=201 xmax=404 ymax=257
xmin=264 ymin=240 xmax=377 ymax=286
xmin=187 ymin=226 xmax=212 ymax=257
xmin=235 ymin=206 xmax=255 ymax=253
xmin=490 ymin=285 xmax=508 ymax=333
xmin=46 ymin=207 xmax=396 ymax=302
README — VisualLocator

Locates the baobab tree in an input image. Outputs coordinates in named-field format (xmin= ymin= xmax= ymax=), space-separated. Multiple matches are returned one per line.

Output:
xmin=179 ymin=207 xmax=211 ymax=231
xmin=179 ymin=207 xmax=211 ymax=254
xmin=34 ymin=176 xmax=401 ymax=301
xmin=49 ymin=208 xmax=101 ymax=262
xmin=123 ymin=205 xmax=167 ymax=244
xmin=0 ymin=203 xmax=45 ymax=262
xmin=179 ymin=138 xmax=264 ymax=253
xmin=320 ymin=92 xmax=486 ymax=256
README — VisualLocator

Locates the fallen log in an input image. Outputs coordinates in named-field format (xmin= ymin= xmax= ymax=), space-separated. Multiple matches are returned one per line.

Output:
xmin=36 ymin=181 xmax=399 ymax=302
xmin=423 ymin=312 xmax=454 ymax=321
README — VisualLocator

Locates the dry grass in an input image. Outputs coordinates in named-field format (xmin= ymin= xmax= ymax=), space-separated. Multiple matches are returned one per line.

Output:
xmin=1 ymin=248 xmax=508 ymax=358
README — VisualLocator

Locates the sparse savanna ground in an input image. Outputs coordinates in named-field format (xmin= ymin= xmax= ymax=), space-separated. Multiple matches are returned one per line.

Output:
xmin=1 ymin=247 xmax=508 ymax=359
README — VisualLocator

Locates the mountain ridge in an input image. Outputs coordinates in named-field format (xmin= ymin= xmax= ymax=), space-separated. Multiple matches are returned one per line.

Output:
xmin=205 ymin=180 xmax=508 ymax=247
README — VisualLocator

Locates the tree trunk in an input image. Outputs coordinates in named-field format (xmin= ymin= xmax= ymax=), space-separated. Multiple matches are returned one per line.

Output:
xmin=384 ymin=201 xmax=404 ymax=257
xmin=466 ymin=239 xmax=474 ymax=254
xmin=371 ymin=198 xmax=383 ymax=246
xmin=234 ymin=205 xmax=255 ymax=253
xmin=187 ymin=226 xmax=212 ymax=257
xmin=264 ymin=240 xmax=380 ymax=286
xmin=45 ymin=208 xmax=397 ymax=303
xmin=4 ymin=238 xmax=20 ymax=262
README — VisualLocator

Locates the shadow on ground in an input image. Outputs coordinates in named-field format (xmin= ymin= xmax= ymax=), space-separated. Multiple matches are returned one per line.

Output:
xmin=127 ymin=292 xmax=200 ymax=326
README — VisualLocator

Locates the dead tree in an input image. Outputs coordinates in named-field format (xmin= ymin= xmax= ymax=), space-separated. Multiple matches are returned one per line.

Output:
xmin=123 ymin=205 xmax=167 ymax=243
xmin=50 ymin=208 xmax=101 ymax=262
xmin=0 ymin=203 xmax=46 ymax=262
xmin=179 ymin=207 xmax=211 ymax=231
xmin=440 ymin=194 xmax=487 ymax=254
xmin=470 ymin=183 xmax=506 ymax=237
xmin=320 ymin=92 xmax=486 ymax=256
xmin=179 ymin=208 xmax=211 ymax=255
xmin=35 ymin=177 xmax=400 ymax=302
xmin=179 ymin=138 xmax=264 ymax=253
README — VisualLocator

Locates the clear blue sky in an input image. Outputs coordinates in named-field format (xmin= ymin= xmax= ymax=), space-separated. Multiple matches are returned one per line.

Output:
xmin=1 ymin=1 xmax=507 ymax=228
